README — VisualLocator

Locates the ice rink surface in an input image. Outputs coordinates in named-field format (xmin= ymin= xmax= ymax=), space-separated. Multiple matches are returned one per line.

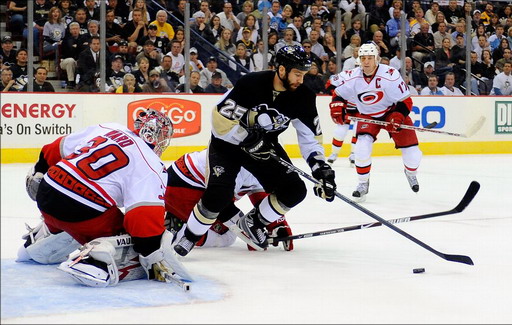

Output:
xmin=1 ymin=154 xmax=512 ymax=324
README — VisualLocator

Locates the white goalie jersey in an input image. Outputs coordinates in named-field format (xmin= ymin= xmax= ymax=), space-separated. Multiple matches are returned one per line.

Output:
xmin=330 ymin=64 xmax=411 ymax=118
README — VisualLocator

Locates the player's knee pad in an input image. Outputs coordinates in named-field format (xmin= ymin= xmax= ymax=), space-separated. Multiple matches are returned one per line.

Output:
xmin=355 ymin=134 xmax=373 ymax=162
xmin=333 ymin=123 xmax=350 ymax=140
xmin=16 ymin=220 xmax=81 ymax=265
xmin=401 ymin=145 xmax=422 ymax=170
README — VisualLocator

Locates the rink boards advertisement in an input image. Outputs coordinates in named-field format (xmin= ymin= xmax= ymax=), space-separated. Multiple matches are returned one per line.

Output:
xmin=1 ymin=93 xmax=511 ymax=163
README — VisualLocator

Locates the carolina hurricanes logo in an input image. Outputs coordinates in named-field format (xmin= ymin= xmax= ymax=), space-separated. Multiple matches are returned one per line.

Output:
xmin=358 ymin=91 xmax=385 ymax=105
xmin=387 ymin=68 xmax=395 ymax=75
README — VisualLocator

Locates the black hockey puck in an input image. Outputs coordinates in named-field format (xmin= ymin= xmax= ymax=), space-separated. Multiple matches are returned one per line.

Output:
xmin=413 ymin=268 xmax=425 ymax=274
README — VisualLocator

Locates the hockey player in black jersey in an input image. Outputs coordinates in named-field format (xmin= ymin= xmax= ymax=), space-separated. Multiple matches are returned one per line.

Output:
xmin=173 ymin=45 xmax=337 ymax=256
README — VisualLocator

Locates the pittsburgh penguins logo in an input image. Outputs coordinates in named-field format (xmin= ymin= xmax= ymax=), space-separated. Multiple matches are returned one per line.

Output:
xmin=357 ymin=91 xmax=384 ymax=105
xmin=212 ymin=166 xmax=225 ymax=177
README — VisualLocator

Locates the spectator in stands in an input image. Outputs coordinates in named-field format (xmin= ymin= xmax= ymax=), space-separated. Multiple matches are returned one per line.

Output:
xmin=278 ymin=4 xmax=294 ymax=35
xmin=389 ymin=46 xmax=402 ymax=70
xmin=410 ymin=7 xmax=430 ymax=36
xmin=171 ymin=26 xmax=186 ymax=51
xmin=322 ymin=31 xmax=337 ymax=60
xmin=191 ymin=11 xmax=216 ymax=45
xmin=60 ymin=21 xmax=85 ymax=89
xmin=472 ymin=24 xmax=487 ymax=50
xmin=368 ymin=0 xmax=389 ymax=34
xmin=288 ymin=15 xmax=307 ymax=44
xmin=237 ymin=1 xmax=256 ymax=29
xmin=425 ymin=2 xmax=441 ymax=25
xmin=199 ymin=56 xmax=233 ymax=89
xmin=388 ymin=0 xmax=404 ymax=20
xmin=303 ymin=61 xmax=324 ymax=94
xmin=23 ymin=0 xmax=52 ymax=55
xmin=387 ymin=7 xmax=411 ymax=49
xmin=217 ymin=2 xmax=240 ymax=34
xmin=414 ymin=61 xmax=435 ymax=88
xmin=346 ymin=18 xmax=367 ymax=44
xmin=404 ymin=74 xmax=418 ymax=95
xmin=309 ymin=29 xmax=328 ymax=62
xmin=176 ymin=70 xmax=204 ymax=93
xmin=474 ymin=35 xmax=491 ymax=62
xmin=237 ymin=14 xmax=259 ymax=44
xmin=188 ymin=47 xmax=205 ymax=72
xmin=267 ymin=0 xmax=283 ymax=34
xmin=204 ymin=71 xmax=228 ymax=93
xmin=339 ymin=0 xmax=366 ymax=32
xmin=406 ymin=0 xmax=421 ymax=19
xmin=155 ymin=54 xmax=178 ymax=90
xmin=420 ymin=74 xmax=443 ymax=95
xmin=431 ymin=11 xmax=448 ymax=34
xmin=302 ymin=39 xmax=324 ymax=74
xmin=373 ymin=30 xmax=391 ymax=58
xmin=141 ymin=24 xmax=169 ymax=53
xmin=471 ymin=9 xmax=483 ymax=31
xmin=486 ymin=14 xmax=500 ymax=36
xmin=171 ymin=0 xmax=186 ymax=29
xmin=450 ymin=21 xmax=467 ymax=44
xmin=42 ymin=6 xmax=66 ymax=64
xmin=166 ymin=40 xmax=185 ymax=78
xmin=76 ymin=35 xmax=101 ymax=92
xmin=116 ymin=73 xmax=142 ymax=93
xmin=136 ymin=40 xmax=162 ymax=70
xmin=322 ymin=57 xmax=337 ymax=85
xmin=252 ymin=39 xmax=272 ymax=72
xmin=11 ymin=48 xmax=29 ymax=79
xmin=68 ymin=7 xmax=88 ymax=36
xmin=451 ymin=32 xmax=466 ymax=66
xmin=404 ymin=56 xmax=421 ymax=91
xmin=495 ymin=48 xmax=512 ymax=73
xmin=215 ymin=29 xmax=236 ymax=63
xmin=433 ymin=22 xmax=454 ymax=49
xmin=440 ymin=71 xmax=463 ymax=95
xmin=343 ymin=46 xmax=360 ymax=71
xmin=229 ymin=42 xmax=254 ymax=75
xmin=342 ymin=34 xmax=361 ymax=60
xmin=199 ymin=0 xmax=213 ymax=24
xmin=434 ymin=37 xmax=455 ymax=76
xmin=129 ymin=0 xmax=150 ymax=25
xmin=481 ymin=49 xmax=497 ymax=81
xmin=123 ymin=8 xmax=148 ymax=50
xmin=115 ymin=40 xmax=136 ymax=72
xmin=107 ymin=0 xmax=130 ymax=26
xmin=491 ymin=61 xmax=512 ymax=95
xmin=22 ymin=66 xmax=55 ymax=92
xmin=142 ymin=68 xmax=173 ymax=93
xmin=1 ymin=68 xmax=17 ymax=92
xmin=132 ymin=56 xmax=150 ymax=88
xmin=275 ymin=28 xmax=301 ymax=53
xmin=210 ymin=15 xmax=224 ymax=43
xmin=493 ymin=38 xmax=511 ymax=65
xmin=290 ymin=0 xmax=307 ymax=19
xmin=7 ymin=0 xmax=28 ymax=36
xmin=105 ymin=9 xmax=125 ymax=46
xmin=1 ymin=36 xmax=17 ymax=67
xmin=411 ymin=22 xmax=435 ymax=70
xmin=58 ymin=0 xmax=75 ymax=27
xmin=469 ymin=51 xmax=488 ymax=95
xmin=106 ymin=55 xmax=126 ymax=92
xmin=150 ymin=10 xmax=175 ymax=40
xmin=442 ymin=0 xmax=464 ymax=29
xmin=83 ymin=0 xmax=100 ymax=21
xmin=480 ymin=3 xmax=494 ymax=26
xmin=303 ymin=3 xmax=320 ymax=30
xmin=489 ymin=24 xmax=506 ymax=51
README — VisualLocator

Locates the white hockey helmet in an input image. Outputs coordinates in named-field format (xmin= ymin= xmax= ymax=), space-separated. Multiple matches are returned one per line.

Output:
xmin=358 ymin=42 xmax=380 ymax=62
xmin=134 ymin=109 xmax=173 ymax=157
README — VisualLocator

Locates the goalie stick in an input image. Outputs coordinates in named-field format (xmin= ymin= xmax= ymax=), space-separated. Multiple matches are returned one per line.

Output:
xmin=348 ymin=116 xmax=486 ymax=138
xmin=270 ymin=153 xmax=475 ymax=265
xmin=268 ymin=181 xmax=480 ymax=244
xmin=162 ymin=270 xmax=191 ymax=291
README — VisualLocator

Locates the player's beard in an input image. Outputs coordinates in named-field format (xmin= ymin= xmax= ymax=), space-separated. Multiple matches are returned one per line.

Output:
xmin=284 ymin=74 xmax=301 ymax=91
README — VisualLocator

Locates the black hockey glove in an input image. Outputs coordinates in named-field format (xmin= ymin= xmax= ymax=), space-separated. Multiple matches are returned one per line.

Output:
xmin=240 ymin=129 xmax=275 ymax=161
xmin=312 ymin=163 xmax=336 ymax=202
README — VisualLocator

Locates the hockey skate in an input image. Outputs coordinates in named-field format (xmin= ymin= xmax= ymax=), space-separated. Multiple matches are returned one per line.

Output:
xmin=348 ymin=152 xmax=355 ymax=168
xmin=352 ymin=181 xmax=369 ymax=202
xmin=404 ymin=169 xmax=419 ymax=192
xmin=172 ymin=227 xmax=199 ymax=257
xmin=237 ymin=208 xmax=269 ymax=249
xmin=327 ymin=152 xmax=338 ymax=164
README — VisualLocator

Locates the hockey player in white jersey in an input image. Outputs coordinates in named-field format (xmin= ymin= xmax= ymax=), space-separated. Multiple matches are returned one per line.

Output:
xmin=18 ymin=109 xmax=193 ymax=287
xmin=329 ymin=42 xmax=422 ymax=201
xmin=165 ymin=149 xmax=294 ymax=251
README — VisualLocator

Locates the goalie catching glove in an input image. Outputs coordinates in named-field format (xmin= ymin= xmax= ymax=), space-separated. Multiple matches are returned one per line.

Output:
xmin=311 ymin=162 xmax=336 ymax=202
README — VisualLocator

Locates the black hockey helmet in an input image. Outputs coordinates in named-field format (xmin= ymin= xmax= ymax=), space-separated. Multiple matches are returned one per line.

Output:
xmin=275 ymin=45 xmax=312 ymax=72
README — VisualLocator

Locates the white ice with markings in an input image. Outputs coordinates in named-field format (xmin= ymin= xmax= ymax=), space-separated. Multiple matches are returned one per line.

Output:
xmin=2 ymin=154 xmax=511 ymax=323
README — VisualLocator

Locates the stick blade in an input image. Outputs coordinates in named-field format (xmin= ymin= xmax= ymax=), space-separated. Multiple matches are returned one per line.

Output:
xmin=454 ymin=181 xmax=481 ymax=212
xmin=465 ymin=116 xmax=486 ymax=137
xmin=445 ymin=254 xmax=474 ymax=265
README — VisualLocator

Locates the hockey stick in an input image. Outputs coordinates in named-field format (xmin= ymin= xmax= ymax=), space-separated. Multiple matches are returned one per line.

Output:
xmin=270 ymin=153 xmax=474 ymax=265
xmin=162 ymin=270 xmax=191 ymax=291
xmin=348 ymin=116 xmax=486 ymax=138
xmin=268 ymin=181 xmax=480 ymax=244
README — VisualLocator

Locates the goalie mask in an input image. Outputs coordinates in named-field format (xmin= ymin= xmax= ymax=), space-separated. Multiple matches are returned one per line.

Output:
xmin=134 ymin=109 xmax=173 ymax=157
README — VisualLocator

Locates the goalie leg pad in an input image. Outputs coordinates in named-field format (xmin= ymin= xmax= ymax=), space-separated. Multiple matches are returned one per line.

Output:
xmin=16 ymin=220 xmax=81 ymax=264
xmin=58 ymin=239 xmax=120 ymax=287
